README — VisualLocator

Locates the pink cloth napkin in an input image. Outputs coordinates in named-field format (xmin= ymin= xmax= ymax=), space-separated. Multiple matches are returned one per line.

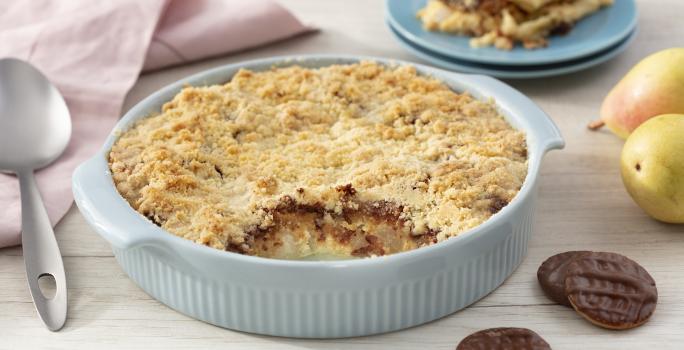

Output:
xmin=0 ymin=0 xmax=312 ymax=248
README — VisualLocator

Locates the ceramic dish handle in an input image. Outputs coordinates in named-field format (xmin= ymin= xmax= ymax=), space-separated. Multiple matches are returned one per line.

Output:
xmin=72 ymin=157 xmax=158 ymax=251
xmin=449 ymin=73 xmax=565 ymax=155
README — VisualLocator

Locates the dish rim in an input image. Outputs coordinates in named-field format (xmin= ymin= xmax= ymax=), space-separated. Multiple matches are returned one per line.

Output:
xmin=72 ymin=54 xmax=564 ymax=270
xmin=385 ymin=0 xmax=638 ymax=66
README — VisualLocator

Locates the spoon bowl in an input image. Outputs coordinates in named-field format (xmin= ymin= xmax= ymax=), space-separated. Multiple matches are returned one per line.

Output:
xmin=0 ymin=58 xmax=71 ymax=171
xmin=0 ymin=57 xmax=71 ymax=331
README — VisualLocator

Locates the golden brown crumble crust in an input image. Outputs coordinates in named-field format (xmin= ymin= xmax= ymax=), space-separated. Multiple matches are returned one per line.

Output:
xmin=418 ymin=0 xmax=613 ymax=50
xmin=108 ymin=62 xmax=527 ymax=259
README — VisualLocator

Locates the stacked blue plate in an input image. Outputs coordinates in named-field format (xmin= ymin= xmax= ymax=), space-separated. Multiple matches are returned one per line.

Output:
xmin=386 ymin=0 xmax=638 ymax=79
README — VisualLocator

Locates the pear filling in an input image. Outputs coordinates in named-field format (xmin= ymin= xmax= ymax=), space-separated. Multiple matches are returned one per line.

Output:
xmin=239 ymin=194 xmax=439 ymax=259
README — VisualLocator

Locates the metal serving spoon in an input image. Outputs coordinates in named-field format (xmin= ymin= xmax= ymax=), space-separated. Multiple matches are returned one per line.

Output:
xmin=0 ymin=58 xmax=70 ymax=331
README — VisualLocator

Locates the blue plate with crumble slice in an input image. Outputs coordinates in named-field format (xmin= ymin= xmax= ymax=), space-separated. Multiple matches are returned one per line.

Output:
xmin=386 ymin=0 xmax=637 ymax=66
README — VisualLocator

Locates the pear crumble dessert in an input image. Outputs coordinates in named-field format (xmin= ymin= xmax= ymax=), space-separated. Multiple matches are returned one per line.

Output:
xmin=417 ymin=0 xmax=613 ymax=50
xmin=109 ymin=62 xmax=527 ymax=260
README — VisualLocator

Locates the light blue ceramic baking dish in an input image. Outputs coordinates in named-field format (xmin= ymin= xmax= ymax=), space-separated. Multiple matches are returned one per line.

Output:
xmin=72 ymin=55 xmax=564 ymax=338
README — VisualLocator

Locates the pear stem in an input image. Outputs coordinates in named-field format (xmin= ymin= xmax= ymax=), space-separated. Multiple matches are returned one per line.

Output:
xmin=587 ymin=120 xmax=605 ymax=131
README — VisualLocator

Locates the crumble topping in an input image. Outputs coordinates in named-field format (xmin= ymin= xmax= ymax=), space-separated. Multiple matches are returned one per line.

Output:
xmin=109 ymin=62 xmax=527 ymax=259
xmin=417 ymin=0 xmax=613 ymax=50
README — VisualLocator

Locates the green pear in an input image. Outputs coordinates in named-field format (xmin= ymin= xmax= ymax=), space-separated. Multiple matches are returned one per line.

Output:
xmin=596 ymin=48 xmax=684 ymax=139
xmin=621 ymin=114 xmax=684 ymax=223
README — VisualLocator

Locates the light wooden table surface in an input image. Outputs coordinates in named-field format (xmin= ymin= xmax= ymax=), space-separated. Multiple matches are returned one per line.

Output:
xmin=2 ymin=1 xmax=683 ymax=349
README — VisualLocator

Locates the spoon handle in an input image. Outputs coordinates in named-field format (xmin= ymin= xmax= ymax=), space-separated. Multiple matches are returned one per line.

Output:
xmin=18 ymin=169 xmax=67 ymax=331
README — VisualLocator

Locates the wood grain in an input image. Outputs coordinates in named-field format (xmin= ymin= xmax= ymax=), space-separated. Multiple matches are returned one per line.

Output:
xmin=2 ymin=0 xmax=683 ymax=348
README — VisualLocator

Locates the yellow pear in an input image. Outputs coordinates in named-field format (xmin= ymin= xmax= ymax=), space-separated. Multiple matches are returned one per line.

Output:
xmin=593 ymin=48 xmax=684 ymax=138
xmin=621 ymin=114 xmax=684 ymax=223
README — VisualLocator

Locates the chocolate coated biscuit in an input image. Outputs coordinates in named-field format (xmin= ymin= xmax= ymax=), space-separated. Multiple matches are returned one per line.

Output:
xmin=537 ymin=251 xmax=590 ymax=306
xmin=565 ymin=252 xmax=657 ymax=330
xmin=456 ymin=327 xmax=552 ymax=350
